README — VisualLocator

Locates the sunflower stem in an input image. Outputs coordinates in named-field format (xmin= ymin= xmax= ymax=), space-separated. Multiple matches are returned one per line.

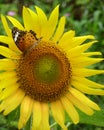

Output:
xmin=50 ymin=122 xmax=57 ymax=128
xmin=66 ymin=122 xmax=72 ymax=127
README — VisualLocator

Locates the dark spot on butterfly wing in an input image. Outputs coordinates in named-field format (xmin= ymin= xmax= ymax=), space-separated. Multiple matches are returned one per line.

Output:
xmin=29 ymin=30 xmax=38 ymax=40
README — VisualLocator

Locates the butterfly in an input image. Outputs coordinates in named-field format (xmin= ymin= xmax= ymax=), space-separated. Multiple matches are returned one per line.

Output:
xmin=12 ymin=27 xmax=41 ymax=52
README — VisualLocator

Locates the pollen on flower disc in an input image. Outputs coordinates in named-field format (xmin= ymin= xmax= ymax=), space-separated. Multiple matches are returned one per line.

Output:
xmin=17 ymin=41 xmax=71 ymax=102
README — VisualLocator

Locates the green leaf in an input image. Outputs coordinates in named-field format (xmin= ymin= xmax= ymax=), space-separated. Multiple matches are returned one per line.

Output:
xmin=79 ymin=109 xmax=104 ymax=127
xmin=66 ymin=109 xmax=104 ymax=127
xmin=23 ymin=116 xmax=32 ymax=130
xmin=76 ymin=0 xmax=90 ymax=5
xmin=0 ymin=114 xmax=7 ymax=125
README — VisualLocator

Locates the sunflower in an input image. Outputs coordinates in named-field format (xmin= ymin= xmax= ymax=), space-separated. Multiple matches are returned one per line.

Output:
xmin=0 ymin=5 xmax=104 ymax=130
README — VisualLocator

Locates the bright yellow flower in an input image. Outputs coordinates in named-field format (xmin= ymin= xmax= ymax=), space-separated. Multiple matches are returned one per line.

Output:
xmin=0 ymin=5 xmax=104 ymax=130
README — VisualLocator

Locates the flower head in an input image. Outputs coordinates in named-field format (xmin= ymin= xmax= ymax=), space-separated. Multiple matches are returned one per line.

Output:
xmin=7 ymin=11 xmax=16 ymax=16
xmin=0 ymin=5 xmax=104 ymax=130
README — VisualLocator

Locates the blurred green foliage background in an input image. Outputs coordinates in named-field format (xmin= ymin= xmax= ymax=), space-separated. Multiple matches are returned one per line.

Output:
xmin=0 ymin=0 xmax=104 ymax=130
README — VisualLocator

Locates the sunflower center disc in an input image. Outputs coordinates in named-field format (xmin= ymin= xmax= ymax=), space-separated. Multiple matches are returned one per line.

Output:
xmin=17 ymin=41 xmax=71 ymax=102
xmin=34 ymin=55 xmax=61 ymax=83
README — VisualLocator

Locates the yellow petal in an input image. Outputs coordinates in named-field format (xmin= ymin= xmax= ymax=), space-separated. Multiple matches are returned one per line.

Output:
xmin=18 ymin=96 xmax=34 ymax=129
xmin=7 ymin=16 xmax=24 ymax=30
xmin=0 ymin=36 xmax=22 ymax=53
xmin=46 ymin=5 xmax=59 ymax=39
xmin=71 ymin=57 xmax=103 ymax=68
xmin=82 ymin=52 xmax=102 ymax=56
xmin=67 ymin=41 xmax=97 ymax=58
xmin=67 ymin=93 xmax=94 ymax=115
xmin=72 ymin=80 xmax=104 ymax=95
xmin=23 ymin=6 xmax=33 ymax=31
xmin=0 ymin=71 xmax=16 ymax=80
xmin=27 ymin=8 xmax=40 ymax=37
xmin=0 ymin=83 xmax=19 ymax=100
xmin=0 ymin=76 xmax=18 ymax=91
xmin=32 ymin=101 xmax=41 ymax=130
xmin=61 ymin=96 xmax=79 ymax=124
xmin=37 ymin=103 xmax=49 ymax=130
xmin=1 ymin=15 xmax=11 ymax=36
xmin=0 ymin=27 xmax=22 ymax=53
xmin=72 ymin=35 xmax=95 ymax=47
xmin=69 ymin=87 xmax=100 ymax=110
xmin=59 ymin=30 xmax=75 ymax=46
xmin=53 ymin=16 xmax=66 ymax=42
xmin=0 ymin=46 xmax=20 ymax=59
xmin=73 ymin=76 xmax=104 ymax=89
xmin=72 ymin=68 xmax=104 ymax=77
xmin=35 ymin=6 xmax=47 ymax=39
xmin=0 ymin=89 xmax=25 ymax=115
xmin=0 ymin=59 xmax=16 ymax=70
xmin=0 ymin=36 xmax=12 ymax=44
xmin=51 ymin=100 xmax=67 ymax=130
